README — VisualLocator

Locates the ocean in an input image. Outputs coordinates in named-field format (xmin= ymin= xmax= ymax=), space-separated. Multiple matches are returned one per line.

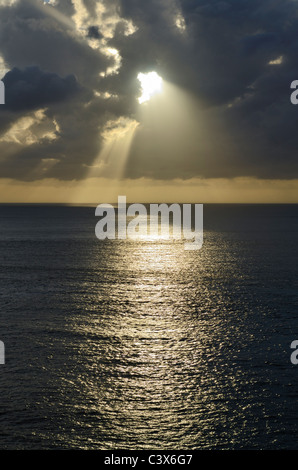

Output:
xmin=0 ymin=204 xmax=298 ymax=449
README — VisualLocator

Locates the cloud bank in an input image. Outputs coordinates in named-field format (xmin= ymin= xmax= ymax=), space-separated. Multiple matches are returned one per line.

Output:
xmin=0 ymin=0 xmax=297 ymax=181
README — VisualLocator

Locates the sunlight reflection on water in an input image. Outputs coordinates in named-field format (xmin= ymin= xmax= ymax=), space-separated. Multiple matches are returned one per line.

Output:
xmin=0 ymin=205 xmax=298 ymax=449
xmin=62 ymin=236 xmax=255 ymax=449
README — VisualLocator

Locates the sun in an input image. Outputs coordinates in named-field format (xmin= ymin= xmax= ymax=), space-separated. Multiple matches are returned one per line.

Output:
xmin=137 ymin=71 xmax=163 ymax=104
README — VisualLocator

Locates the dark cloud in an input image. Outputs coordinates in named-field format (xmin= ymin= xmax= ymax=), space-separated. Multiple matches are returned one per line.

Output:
xmin=87 ymin=26 xmax=103 ymax=40
xmin=0 ymin=0 xmax=112 ymax=83
xmin=112 ymin=0 xmax=298 ymax=179
xmin=241 ymin=33 xmax=279 ymax=56
xmin=0 ymin=0 xmax=298 ymax=181
xmin=2 ymin=66 xmax=82 ymax=111
xmin=0 ymin=0 xmax=132 ymax=180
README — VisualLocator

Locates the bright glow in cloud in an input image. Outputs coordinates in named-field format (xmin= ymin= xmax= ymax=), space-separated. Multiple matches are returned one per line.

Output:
xmin=176 ymin=13 xmax=186 ymax=32
xmin=0 ymin=110 xmax=59 ymax=146
xmin=100 ymin=47 xmax=122 ymax=76
xmin=0 ymin=55 xmax=8 ymax=78
xmin=137 ymin=72 xmax=163 ymax=104
xmin=268 ymin=56 xmax=283 ymax=65
xmin=0 ymin=0 xmax=17 ymax=5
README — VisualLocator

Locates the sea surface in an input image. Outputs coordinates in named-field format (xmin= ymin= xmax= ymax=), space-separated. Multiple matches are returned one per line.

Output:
xmin=0 ymin=204 xmax=298 ymax=450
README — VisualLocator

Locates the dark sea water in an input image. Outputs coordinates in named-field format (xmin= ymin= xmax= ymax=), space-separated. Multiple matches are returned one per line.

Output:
xmin=0 ymin=204 xmax=298 ymax=450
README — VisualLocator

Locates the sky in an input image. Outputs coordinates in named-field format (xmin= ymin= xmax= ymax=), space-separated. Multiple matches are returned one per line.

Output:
xmin=0 ymin=0 xmax=298 ymax=203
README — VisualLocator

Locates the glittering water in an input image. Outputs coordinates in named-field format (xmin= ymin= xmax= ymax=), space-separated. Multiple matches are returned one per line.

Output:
xmin=0 ymin=204 xmax=298 ymax=449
